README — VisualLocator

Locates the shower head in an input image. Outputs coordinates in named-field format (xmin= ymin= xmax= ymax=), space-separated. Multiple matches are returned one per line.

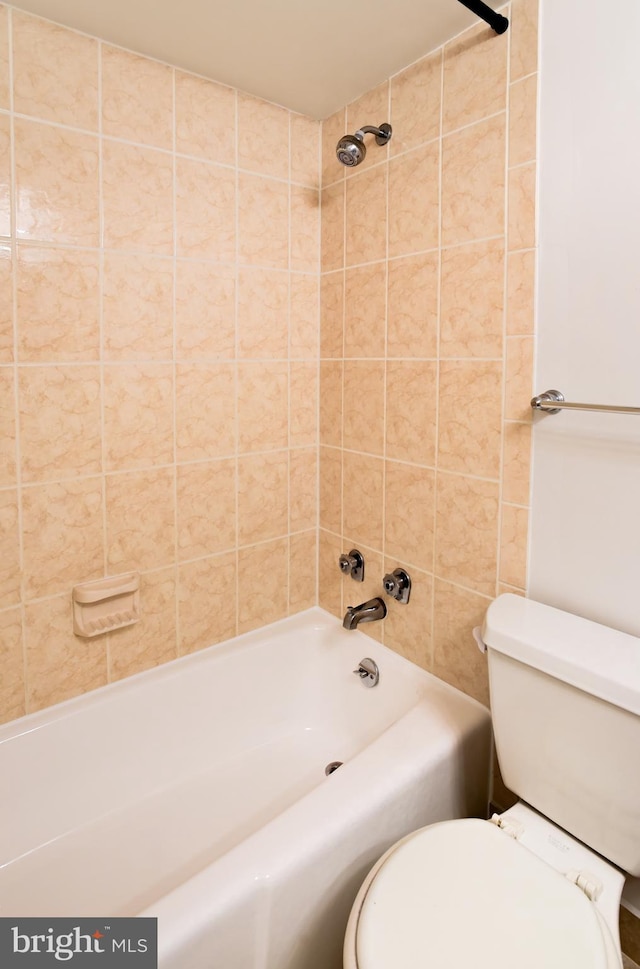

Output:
xmin=335 ymin=123 xmax=392 ymax=167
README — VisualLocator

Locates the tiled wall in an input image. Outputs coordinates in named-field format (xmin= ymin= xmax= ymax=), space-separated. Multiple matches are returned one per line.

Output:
xmin=318 ymin=0 xmax=538 ymax=707
xmin=0 ymin=4 xmax=320 ymax=721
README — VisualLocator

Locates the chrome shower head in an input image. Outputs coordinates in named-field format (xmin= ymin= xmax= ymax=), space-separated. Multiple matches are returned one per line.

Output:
xmin=335 ymin=123 xmax=392 ymax=167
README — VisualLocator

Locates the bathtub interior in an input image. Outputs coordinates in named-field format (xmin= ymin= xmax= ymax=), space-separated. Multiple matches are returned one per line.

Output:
xmin=0 ymin=608 xmax=452 ymax=917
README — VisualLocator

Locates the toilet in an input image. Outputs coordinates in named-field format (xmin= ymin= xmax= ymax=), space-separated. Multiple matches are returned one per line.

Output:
xmin=344 ymin=594 xmax=640 ymax=969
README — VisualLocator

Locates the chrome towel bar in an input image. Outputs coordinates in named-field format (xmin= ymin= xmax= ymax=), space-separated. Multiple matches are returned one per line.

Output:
xmin=531 ymin=389 xmax=640 ymax=416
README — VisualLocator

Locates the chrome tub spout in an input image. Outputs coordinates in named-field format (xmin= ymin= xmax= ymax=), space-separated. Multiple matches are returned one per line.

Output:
xmin=343 ymin=597 xmax=387 ymax=631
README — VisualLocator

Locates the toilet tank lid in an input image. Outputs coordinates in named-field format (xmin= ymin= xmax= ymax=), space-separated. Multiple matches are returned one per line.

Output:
xmin=482 ymin=595 xmax=640 ymax=716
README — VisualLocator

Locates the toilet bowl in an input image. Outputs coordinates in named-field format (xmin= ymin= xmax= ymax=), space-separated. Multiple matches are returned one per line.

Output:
xmin=344 ymin=803 xmax=624 ymax=969
xmin=344 ymin=595 xmax=640 ymax=969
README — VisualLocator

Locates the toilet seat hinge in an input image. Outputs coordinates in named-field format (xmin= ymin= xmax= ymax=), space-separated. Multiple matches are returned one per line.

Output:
xmin=489 ymin=813 xmax=524 ymax=840
xmin=565 ymin=869 xmax=603 ymax=901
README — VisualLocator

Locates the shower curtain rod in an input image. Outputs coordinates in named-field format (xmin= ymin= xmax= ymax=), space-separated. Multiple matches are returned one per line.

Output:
xmin=456 ymin=0 xmax=509 ymax=33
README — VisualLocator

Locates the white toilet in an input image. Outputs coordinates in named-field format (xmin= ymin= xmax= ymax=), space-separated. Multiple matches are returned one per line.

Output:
xmin=344 ymin=594 xmax=640 ymax=969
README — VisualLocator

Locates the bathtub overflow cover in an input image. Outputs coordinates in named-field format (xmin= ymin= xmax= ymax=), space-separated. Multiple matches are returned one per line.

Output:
xmin=325 ymin=761 xmax=343 ymax=776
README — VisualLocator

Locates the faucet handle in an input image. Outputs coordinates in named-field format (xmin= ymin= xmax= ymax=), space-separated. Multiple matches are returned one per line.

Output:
xmin=338 ymin=549 xmax=364 ymax=582
xmin=383 ymin=568 xmax=411 ymax=604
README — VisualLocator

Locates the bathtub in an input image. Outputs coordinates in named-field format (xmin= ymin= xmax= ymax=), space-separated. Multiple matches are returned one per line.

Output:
xmin=0 ymin=606 xmax=491 ymax=969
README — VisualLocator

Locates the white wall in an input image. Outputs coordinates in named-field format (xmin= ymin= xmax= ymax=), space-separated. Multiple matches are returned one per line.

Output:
xmin=530 ymin=0 xmax=640 ymax=639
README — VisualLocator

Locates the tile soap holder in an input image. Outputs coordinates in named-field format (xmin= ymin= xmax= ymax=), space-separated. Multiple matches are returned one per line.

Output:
xmin=73 ymin=572 xmax=140 ymax=638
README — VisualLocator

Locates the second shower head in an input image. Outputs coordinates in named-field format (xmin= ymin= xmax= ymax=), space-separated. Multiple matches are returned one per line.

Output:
xmin=336 ymin=123 xmax=392 ymax=167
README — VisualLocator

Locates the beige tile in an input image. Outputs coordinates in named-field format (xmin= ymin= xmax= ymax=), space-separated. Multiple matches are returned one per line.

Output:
xmin=177 ymin=158 xmax=236 ymax=261
xmin=238 ymin=93 xmax=290 ymax=180
xmin=344 ymin=263 xmax=386 ymax=358
xmin=0 ymin=366 xmax=16 ymax=487
xmin=103 ymin=140 xmax=173 ymax=254
xmin=319 ymin=361 xmax=342 ymax=447
xmin=106 ymin=467 xmax=175 ymax=573
xmin=388 ymin=142 xmax=440 ymax=258
xmin=505 ymin=336 xmax=534 ymax=421
xmin=104 ymin=363 xmax=174 ymax=472
xmin=0 ymin=244 xmax=12 ymax=361
xmin=500 ymin=503 xmax=529 ymax=588
xmin=346 ymin=82 xmax=390 ymax=175
xmin=103 ymin=253 xmax=173 ymax=361
xmin=507 ymin=249 xmax=536 ymax=335
xmin=237 ymin=361 xmax=288 ymax=452
xmin=175 ymin=72 xmax=236 ymax=164
xmin=320 ymin=271 xmax=344 ymax=358
xmin=318 ymin=528 xmax=342 ymax=618
xmin=291 ymin=185 xmax=320 ymax=272
xmin=321 ymin=108 xmax=346 ymax=188
xmin=17 ymin=246 xmax=99 ymax=362
xmin=346 ymin=166 xmax=387 ymax=266
xmin=343 ymin=451 xmax=383 ymax=550
xmin=291 ymin=114 xmax=320 ymax=187
xmin=0 ymin=489 xmax=20 ymax=608
xmin=508 ymin=162 xmax=536 ymax=250
xmin=176 ymin=459 xmax=236 ymax=560
xmin=238 ymin=267 xmax=288 ymax=359
xmin=22 ymin=477 xmax=103 ymax=600
xmin=385 ymin=461 xmax=435 ymax=572
xmin=503 ymin=421 xmax=532 ymax=506
xmin=319 ymin=445 xmax=341 ymax=534
xmin=13 ymin=12 xmax=98 ymax=129
xmin=511 ymin=0 xmax=539 ymax=82
xmin=176 ymin=363 xmax=236 ymax=460
xmin=175 ymin=261 xmax=236 ymax=360
xmin=178 ymin=552 xmax=236 ymax=653
xmin=343 ymin=360 xmax=385 ymax=456
xmin=0 ymin=608 xmax=25 ymax=723
xmin=435 ymin=472 xmax=499 ymax=595
xmin=321 ymin=182 xmax=345 ymax=272
xmin=442 ymin=114 xmax=506 ymax=247
xmin=238 ymin=539 xmax=288 ymax=633
xmin=390 ymin=50 xmax=442 ymax=155
xmin=440 ymin=239 xmax=505 ymax=358
xmin=383 ymin=565 xmax=433 ymax=669
xmin=290 ymin=361 xmax=318 ymax=447
xmin=238 ymin=451 xmax=288 ymax=545
xmin=387 ymin=253 xmax=439 ymax=358
xmin=0 ymin=114 xmax=9 ymax=237
xmin=15 ymin=119 xmax=99 ymax=246
xmin=0 ymin=6 xmax=8 ymax=111
xmin=289 ymin=531 xmax=317 ymax=614
xmin=25 ymin=594 xmax=107 ymax=712
xmin=509 ymin=74 xmax=537 ymax=167
xmin=433 ymin=579 xmax=492 ymax=706
xmin=239 ymin=174 xmax=289 ymax=269
xmin=443 ymin=22 xmax=508 ymax=134
xmin=386 ymin=360 xmax=437 ymax=465
xmin=102 ymin=45 xmax=173 ymax=150
xmin=438 ymin=360 xmax=503 ymax=479
xmin=290 ymin=447 xmax=317 ymax=533
xmin=19 ymin=365 xmax=101 ymax=483
xmin=109 ymin=568 xmax=176 ymax=680
xmin=290 ymin=273 xmax=318 ymax=359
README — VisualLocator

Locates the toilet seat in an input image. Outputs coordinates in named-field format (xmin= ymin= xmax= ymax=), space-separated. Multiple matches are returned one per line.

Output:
xmin=354 ymin=818 xmax=619 ymax=969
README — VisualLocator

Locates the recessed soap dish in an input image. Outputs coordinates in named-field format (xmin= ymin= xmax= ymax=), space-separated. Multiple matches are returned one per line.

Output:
xmin=72 ymin=572 xmax=140 ymax=638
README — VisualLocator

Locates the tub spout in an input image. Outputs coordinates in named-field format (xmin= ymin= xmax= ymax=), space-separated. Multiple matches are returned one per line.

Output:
xmin=343 ymin=597 xmax=387 ymax=630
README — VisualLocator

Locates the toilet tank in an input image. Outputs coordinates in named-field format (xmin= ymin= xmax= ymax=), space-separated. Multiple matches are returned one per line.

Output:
xmin=482 ymin=594 xmax=640 ymax=876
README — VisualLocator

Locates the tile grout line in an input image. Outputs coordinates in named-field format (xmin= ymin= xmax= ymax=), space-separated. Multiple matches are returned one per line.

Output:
xmin=171 ymin=63 xmax=180 ymax=662
xmin=6 ymin=5 xmax=28 ymax=716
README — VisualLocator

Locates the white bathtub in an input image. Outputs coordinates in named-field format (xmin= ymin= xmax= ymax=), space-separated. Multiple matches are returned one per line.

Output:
xmin=0 ymin=607 xmax=491 ymax=969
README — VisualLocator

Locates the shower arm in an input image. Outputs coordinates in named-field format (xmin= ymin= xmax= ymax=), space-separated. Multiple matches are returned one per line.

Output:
xmin=456 ymin=0 xmax=509 ymax=34
xmin=353 ymin=124 xmax=393 ymax=146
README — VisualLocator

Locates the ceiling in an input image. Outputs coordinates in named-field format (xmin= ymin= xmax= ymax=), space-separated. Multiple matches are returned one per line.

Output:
xmin=10 ymin=0 xmax=480 ymax=119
